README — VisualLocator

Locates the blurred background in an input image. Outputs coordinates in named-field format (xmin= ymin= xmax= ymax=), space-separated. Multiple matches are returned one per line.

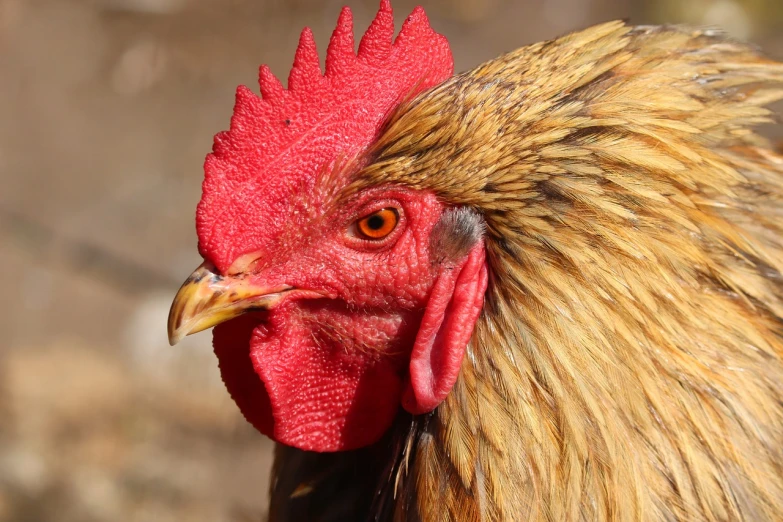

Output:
xmin=0 ymin=0 xmax=781 ymax=521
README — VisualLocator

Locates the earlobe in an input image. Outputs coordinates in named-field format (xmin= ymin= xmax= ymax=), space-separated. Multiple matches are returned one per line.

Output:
xmin=402 ymin=242 xmax=488 ymax=415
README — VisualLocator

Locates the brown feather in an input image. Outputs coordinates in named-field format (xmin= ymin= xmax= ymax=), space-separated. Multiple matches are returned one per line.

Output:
xmin=270 ymin=22 xmax=783 ymax=521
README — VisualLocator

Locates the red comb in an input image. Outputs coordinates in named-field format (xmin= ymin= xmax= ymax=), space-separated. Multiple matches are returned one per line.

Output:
xmin=196 ymin=0 xmax=454 ymax=273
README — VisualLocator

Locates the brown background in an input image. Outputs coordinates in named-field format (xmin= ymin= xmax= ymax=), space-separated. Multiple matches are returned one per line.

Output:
xmin=1 ymin=0 xmax=781 ymax=520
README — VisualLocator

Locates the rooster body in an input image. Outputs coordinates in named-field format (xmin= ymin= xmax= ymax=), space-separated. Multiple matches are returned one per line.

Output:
xmin=271 ymin=21 xmax=783 ymax=522
xmin=168 ymin=6 xmax=783 ymax=521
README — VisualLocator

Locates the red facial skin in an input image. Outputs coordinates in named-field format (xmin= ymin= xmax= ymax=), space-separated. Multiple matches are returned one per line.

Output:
xmin=212 ymin=188 xmax=458 ymax=451
xmin=193 ymin=2 xmax=482 ymax=453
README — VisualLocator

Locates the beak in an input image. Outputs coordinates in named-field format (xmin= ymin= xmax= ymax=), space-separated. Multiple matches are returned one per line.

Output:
xmin=167 ymin=262 xmax=291 ymax=346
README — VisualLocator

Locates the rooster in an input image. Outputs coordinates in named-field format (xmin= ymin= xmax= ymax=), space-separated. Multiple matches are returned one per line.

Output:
xmin=167 ymin=1 xmax=783 ymax=520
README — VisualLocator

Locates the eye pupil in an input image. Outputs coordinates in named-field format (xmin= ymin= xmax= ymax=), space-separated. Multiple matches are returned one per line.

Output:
xmin=367 ymin=215 xmax=385 ymax=230
xmin=355 ymin=207 xmax=399 ymax=240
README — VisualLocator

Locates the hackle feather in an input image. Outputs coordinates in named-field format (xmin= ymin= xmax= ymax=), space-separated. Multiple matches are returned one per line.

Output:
xmin=270 ymin=21 xmax=783 ymax=522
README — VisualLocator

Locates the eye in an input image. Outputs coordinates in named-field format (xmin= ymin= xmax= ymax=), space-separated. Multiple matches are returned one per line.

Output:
xmin=355 ymin=208 xmax=399 ymax=240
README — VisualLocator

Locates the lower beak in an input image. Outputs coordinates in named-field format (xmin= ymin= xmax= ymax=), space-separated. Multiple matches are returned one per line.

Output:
xmin=167 ymin=262 xmax=290 ymax=346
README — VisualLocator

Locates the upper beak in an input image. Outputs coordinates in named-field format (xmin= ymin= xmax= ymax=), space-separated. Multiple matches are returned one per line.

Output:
xmin=167 ymin=262 xmax=291 ymax=346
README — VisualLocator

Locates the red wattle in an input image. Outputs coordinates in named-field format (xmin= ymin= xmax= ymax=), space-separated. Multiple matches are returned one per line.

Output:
xmin=213 ymin=310 xmax=407 ymax=452
xmin=213 ymin=315 xmax=274 ymax=437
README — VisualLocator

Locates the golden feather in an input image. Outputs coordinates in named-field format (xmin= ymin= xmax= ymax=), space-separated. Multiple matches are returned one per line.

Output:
xmin=270 ymin=21 xmax=783 ymax=522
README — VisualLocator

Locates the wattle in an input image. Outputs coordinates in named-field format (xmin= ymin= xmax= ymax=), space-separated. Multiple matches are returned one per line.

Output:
xmin=212 ymin=309 xmax=408 ymax=452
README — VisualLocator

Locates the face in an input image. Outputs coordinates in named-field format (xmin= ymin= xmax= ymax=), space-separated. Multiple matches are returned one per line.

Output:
xmin=169 ymin=181 xmax=487 ymax=452
xmin=165 ymin=0 xmax=470 ymax=453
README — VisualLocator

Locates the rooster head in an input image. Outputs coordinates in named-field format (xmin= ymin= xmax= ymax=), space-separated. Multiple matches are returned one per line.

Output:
xmin=167 ymin=0 xmax=487 ymax=452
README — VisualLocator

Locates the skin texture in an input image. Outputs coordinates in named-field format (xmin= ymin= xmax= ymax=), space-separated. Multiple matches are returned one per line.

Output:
xmin=209 ymin=186 xmax=486 ymax=451
xmin=267 ymin=22 xmax=783 ymax=521
xmin=196 ymin=2 xmax=452 ymax=273
xmin=177 ymin=2 xmax=483 ymax=453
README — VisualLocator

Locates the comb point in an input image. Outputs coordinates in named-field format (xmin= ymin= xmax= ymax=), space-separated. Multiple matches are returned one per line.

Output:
xmin=326 ymin=7 xmax=356 ymax=77
xmin=289 ymin=27 xmax=322 ymax=91
xmin=358 ymin=0 xmax=394 ymax=64
xmin=259 ymin=65 xmax=284 ymax=102
xmin=231 ymin=85 xmax=263 ymax=131
xmin=397 ymin=6 xmax=433 ymax=43
xmin=211 ymin=130 xmax=231 ymax=157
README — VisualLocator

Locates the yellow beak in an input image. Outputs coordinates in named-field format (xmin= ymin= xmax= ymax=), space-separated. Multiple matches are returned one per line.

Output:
xmin=167 ymin=262 xmax=290 ymax=346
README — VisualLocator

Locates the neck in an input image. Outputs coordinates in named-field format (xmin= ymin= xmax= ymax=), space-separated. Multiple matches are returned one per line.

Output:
xmin=402 ymin=246 xmax=783 ymax=521
xmin=347 ymin=20 xmax=783 ymax=521
xmin=267 ymin=21 xmax=783 ymax=522
xmin=265 ymin=187 xmax=783 ymax=522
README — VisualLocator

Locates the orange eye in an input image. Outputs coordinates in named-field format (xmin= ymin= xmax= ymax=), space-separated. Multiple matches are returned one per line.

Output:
xmin=356 ymin=208 xmax=399 ymax=240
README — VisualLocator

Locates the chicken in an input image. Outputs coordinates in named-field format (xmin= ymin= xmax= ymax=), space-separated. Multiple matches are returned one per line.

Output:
xmin=167 ymin=1 xmax=783 ymax=520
